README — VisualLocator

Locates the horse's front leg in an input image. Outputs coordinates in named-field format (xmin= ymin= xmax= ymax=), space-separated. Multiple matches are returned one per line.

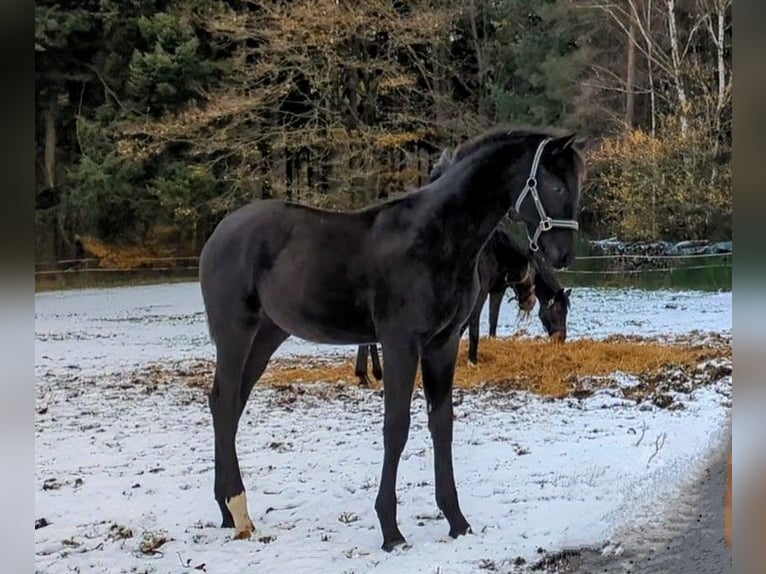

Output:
xmin=375 ymin=338 xmax=419 ymax=551
xmin=468 ymin=290 xmax=488 ymax=365
xmin=421 ymin=333 xmax=471 ymax=539
xmin=488 ymin=288 xmax=504 ymax=337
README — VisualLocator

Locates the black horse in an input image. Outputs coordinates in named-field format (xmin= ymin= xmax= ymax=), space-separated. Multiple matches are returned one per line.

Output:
xmin=431 ymin=144 xmax=572 ymax=363
xmin=533 ymin=252 xmax=572 ymax=342
xmin=198 ymin=127 xmax=585 ymax=549
xmin=354 ymin=145 xmax=571 ymax=382
xmin=354 ymin=230 xmax=540 ymax=386
xmin=355 ymin=237 xmax=572 ymax=384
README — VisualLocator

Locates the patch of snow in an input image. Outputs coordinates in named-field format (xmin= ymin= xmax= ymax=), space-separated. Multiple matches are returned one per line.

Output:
xmin=34 ymin=282 xmax=731 ymax=573
xmin=34 ymin=282 xmax=732 ymax=378
xmin=35 ymin=374 xmax=730 ymax=573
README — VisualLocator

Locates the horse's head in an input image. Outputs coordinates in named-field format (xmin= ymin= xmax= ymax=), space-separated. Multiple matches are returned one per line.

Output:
xmin=438 ymin=129 xmax=587 ymax=270
xmin=510 ymin=133 xmax=585 ymax=270
xmin=539 ymin=287 xmax=571 ymax=343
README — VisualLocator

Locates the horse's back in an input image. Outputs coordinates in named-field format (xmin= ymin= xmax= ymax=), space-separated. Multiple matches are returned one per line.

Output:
xmin=199 ymin=199 xmax=381 ymax=344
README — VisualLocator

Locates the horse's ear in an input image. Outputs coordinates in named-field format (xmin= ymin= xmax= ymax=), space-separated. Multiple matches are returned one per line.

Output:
xmin=573 ymin=136 xmax=600 ymax=155
xmin=564 ymin=288 xmax=572 ymax=297
xmin=429 ymin=148 xmax=454 ymax=182
xmin=549 ymin=134 xmax=577 ymax=154
xmin=435 ymin=148 xmax=454 ymax=170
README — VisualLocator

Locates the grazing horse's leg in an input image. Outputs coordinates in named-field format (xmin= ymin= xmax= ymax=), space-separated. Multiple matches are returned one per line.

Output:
xmin=421 ymin=333 xmax=471 ymax=539
xmin=355 ymin=345 xmax=371 ymax=387
xmin=375 ymin=339 xmax=419 ymax=551
xmin=488 ymin=288 xmax=505 ymax=338
xmin=468 ymin=290 xmax=489 ymax=365
xmin=370 ymin=344 xmax=383 ymax=381
xmin=211 ymin=315 xmax=288 ymax=539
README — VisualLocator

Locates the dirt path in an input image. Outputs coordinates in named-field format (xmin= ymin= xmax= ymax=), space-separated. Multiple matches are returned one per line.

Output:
xmin=541 ymin=424 xmax=732 ymax=574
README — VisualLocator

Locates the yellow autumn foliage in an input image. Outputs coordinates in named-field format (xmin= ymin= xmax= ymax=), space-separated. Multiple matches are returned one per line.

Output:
xmin=585 ymin=120 xmax=731 ymax=241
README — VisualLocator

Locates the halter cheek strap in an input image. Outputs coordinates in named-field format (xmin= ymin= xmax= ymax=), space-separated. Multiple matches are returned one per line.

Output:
xmin=513 ymin=138 xmax=580 ymax=252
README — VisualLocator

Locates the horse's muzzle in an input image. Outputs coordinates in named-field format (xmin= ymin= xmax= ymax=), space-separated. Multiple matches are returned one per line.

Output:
xmin=550 ymin=330 xmax=566 ymax=343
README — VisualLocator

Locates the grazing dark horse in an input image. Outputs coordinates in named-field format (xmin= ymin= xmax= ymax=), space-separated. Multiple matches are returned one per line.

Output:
xmin=198 ymin=127 xmax=585 ymax=549
xmin=534 ymin=254 xmax=572 ymax=342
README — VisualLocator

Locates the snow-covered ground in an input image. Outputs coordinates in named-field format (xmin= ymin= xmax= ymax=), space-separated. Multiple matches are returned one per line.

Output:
xmin=34 ymin=282 xmax=732 ymax=573
xmin=34 ymin=281 xmax=732 ymax=378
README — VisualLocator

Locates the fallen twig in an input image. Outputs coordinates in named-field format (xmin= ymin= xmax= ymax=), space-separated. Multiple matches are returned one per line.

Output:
xmin=646 ymin=432 xmax=667 ymax=467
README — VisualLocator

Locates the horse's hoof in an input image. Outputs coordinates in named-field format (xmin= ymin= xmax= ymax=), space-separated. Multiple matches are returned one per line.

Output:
xmin=381 ymin=534 xmax=407 ymax=552
xmin=232 ymin=517 xmax=255 ymax=540
xmin=467 ymin=360 xmax=477 ymax=369
xmin=358 ymin=375 xmax=371 ymax=388
xmin=448 ymin=523 xmax=472 ymax=539
xmin=232 ymin=525 xmax=253 ymax=540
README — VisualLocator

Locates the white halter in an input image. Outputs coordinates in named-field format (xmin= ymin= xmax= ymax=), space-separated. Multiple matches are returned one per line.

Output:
xmin=513 ymin=138 xmax=580 ymax=252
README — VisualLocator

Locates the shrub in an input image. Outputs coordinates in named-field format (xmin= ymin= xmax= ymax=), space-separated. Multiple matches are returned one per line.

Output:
xmin=584 ymin=120 xmax=731 ymax=241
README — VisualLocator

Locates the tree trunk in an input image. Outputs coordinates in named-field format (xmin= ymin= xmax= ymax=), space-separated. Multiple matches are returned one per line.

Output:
xmin=666 ymin=0 xmax=689 ymax=135
xmin=646 ymin=0 xmax=657 ymax=137
xmin=713 ymin=1 xmax=729 ymax=140
xmin=468 ymin=0 xmax=487 ymax=115
xmin=44 ymin=101 xmax=57 ymax=189
xmin=625 ymin=18 xmax=636 ymax=128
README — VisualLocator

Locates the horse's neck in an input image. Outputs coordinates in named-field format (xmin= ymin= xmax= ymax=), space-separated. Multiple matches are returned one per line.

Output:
xmin=534 ymin=267 xmax=561 ymax=303
xmin=423 ymin=143 xmax=526 ymax=266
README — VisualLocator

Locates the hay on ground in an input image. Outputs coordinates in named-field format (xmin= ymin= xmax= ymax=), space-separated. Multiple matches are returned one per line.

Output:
xmin=257 ymin=335 xmax=729 ymax=397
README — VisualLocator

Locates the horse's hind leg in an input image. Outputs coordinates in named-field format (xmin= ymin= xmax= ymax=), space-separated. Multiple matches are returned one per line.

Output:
xmin=421 ymin=333 xmax=471 ymax=539
xmin=209 ymin=322 xmax=257 ymax=537
xmin=211 ymin=315 xmax=289 ymax=539
xmin=370 ymin=344 xmax=383 ymax=381
xmin=355 ymin=345 xmax=371 ymax=387
xmin=467 ymin=291 xmax=487 ymax=365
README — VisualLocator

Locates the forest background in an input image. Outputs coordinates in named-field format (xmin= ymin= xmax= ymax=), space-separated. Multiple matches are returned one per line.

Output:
xmin=34 ymin=0 xmax=731 ymax=264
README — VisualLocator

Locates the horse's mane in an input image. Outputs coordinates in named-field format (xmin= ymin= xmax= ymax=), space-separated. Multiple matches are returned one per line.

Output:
xmin=533 ymin=254 xmax=569 ymax=307
xmin=357 ymin=125 xmax=585 ymax=216
xmin=449 ymin=126 xmax=587 ymax=183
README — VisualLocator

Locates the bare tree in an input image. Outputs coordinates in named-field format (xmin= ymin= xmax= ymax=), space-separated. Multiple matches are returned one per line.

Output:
xmin=664 ymin=0 xmax=689 ymax=134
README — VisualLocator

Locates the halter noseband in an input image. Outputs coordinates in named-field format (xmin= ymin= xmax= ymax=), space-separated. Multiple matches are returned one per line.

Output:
xmin=513 ymin=138 xmax=579 ymax=252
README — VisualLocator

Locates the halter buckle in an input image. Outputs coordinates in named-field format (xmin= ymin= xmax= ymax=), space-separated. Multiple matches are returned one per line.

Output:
xmin=540 ymin=217 xmax=553 ymax=232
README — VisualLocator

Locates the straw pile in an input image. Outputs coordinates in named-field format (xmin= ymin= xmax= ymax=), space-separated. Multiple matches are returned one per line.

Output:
xmin=258 ymin=335 xmax=729 ymax=397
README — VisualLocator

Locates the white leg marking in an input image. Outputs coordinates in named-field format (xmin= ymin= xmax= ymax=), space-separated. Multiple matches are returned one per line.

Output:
xmin=226 ymin=492 xmax=255 ymax=540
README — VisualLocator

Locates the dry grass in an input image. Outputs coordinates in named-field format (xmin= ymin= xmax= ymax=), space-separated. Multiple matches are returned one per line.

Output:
xmin=80 ymin=236 xmax=175 ymax=269
xmin=257 ymin=335 xmax=729 ymax=397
